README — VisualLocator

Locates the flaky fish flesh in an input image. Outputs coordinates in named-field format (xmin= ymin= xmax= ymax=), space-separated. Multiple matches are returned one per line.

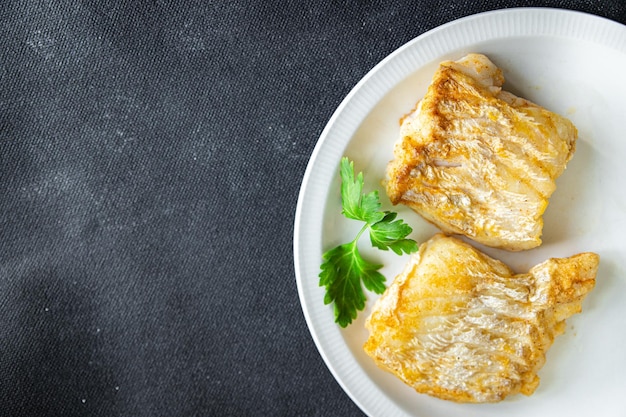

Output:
xmin=364 ymin=234 xmax=598 ymax=403
xmin=385 ymin=54 xmax=577 ymax=250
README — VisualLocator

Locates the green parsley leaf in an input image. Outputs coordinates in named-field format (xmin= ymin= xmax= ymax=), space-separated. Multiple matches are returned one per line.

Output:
xmin=340 ymin=158 xmax=385 ymax=224
xmin=319 ymin=241 xmax=384 ymax=328
xmin=369 ymin=212 xmax=419 ymax=255
xmin=319 ymin=157 xmax=419 ymax=327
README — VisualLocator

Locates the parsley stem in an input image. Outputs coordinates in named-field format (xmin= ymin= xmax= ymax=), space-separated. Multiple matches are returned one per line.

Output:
xmin=353 ymin=222 xmax=371 ymax=246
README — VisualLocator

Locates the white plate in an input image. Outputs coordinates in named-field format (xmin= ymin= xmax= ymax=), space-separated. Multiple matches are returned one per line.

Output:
xmin=294 ymin=8 xmax=626 ymax=417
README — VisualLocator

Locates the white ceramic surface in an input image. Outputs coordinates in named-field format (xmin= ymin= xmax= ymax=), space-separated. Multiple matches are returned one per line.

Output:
xmin=294 ymin=8 xmax=626 ymax=417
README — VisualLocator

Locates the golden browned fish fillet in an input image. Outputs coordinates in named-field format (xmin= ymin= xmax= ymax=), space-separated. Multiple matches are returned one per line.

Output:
xmin=363 ymin=234 xmax=599 ymax=403
xmin=385 ymin=54 xmax=578 ymax=251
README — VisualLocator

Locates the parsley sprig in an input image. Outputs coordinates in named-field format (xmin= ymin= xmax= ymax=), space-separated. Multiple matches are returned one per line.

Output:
xmin=319 ymin=157 xmax=418 ymax=327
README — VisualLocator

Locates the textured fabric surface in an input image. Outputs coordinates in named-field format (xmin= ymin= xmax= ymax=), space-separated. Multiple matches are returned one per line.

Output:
xmin=1 ymin=1 xmax=624 ymax=416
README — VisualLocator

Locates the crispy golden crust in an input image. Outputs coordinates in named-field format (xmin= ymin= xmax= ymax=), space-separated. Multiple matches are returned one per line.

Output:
xmin=385 ymin=54 xmax=577 ymax=251
xmin=364 ymin=234 xmax=598 ymax=403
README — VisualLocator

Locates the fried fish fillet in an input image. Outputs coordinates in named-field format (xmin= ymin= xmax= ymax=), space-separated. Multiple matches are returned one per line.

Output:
xmin=363 ymin=234 xmax=598 ymax=403
xmin=385 ymin=54 xmax=578 ymax=250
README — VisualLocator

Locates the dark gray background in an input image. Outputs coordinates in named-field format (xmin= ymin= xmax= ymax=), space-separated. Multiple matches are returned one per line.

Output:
xmin=1 ymin=1 xmax=624 ymax=416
